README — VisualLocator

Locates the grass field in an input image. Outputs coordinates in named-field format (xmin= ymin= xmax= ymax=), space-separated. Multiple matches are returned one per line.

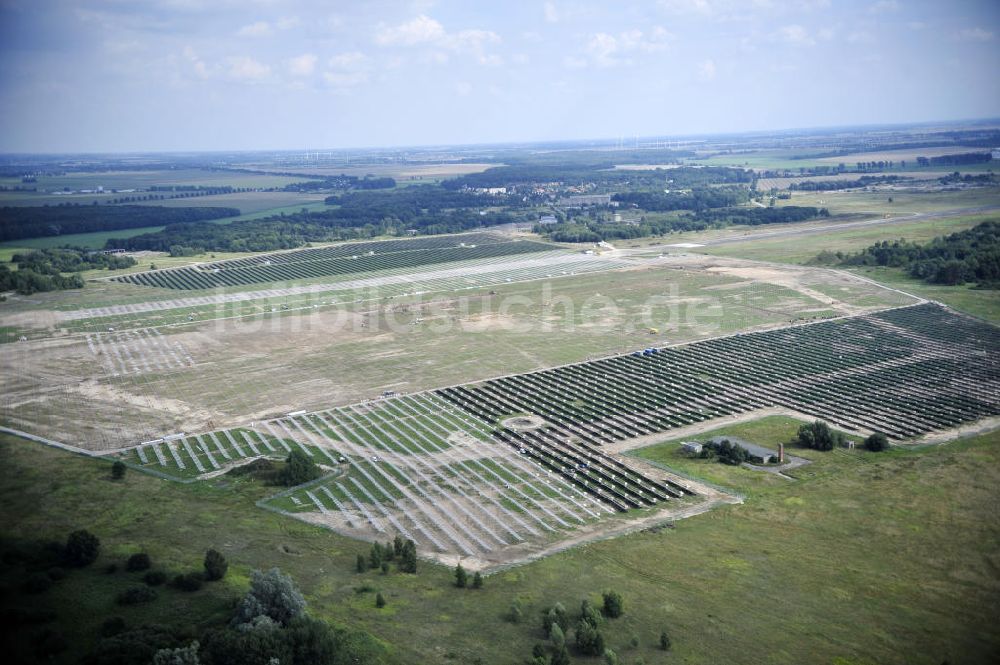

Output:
xmin=3 ymin=418 xmax=998 ymax=664
xmin=690 ymin=147 xmax=996 ymax=172
xmin=696 ymin=212 xmax=995 ymax=264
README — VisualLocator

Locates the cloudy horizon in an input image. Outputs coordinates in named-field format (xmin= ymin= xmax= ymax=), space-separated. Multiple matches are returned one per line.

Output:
xmin=1 ymin=0 xmax=998 ymax=153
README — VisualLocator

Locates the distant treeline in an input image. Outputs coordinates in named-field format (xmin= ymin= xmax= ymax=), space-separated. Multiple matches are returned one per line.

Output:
xmin=612 ymin=186 xmax=748 ymax=211
xmin=538 ymin=206 xmax=827 ymax=242
xmin=789 ymin=175 xmax=908 ymax=191
xmin=442 ymin=164 xmax=752 ymax=190
xmin=109 ymin=208 xmax=518 ymax=253
xmin=0 ymin=205 xmax=240 ymax=242
xmin=916 ymin=153 xmax=993 ymax=167
xmin=285 ymin=175 xmax=396 ymax=192
xmin=836 ymin=221 xmax=999 ymax=286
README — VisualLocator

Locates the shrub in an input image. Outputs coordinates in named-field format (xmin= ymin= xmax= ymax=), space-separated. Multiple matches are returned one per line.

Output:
xmin=23 ymin=573 xmax=52 ymax=594
xmin=381 ymin=562 xmax=389 ymax=575
xmin=660 ymin=630 xmax=672 ymax=651
xmin=65 ymin=529 xmax=100 ymax=567
xmin=204 ymin=548 xmax=228 ymax=581
xmin=99 ymin=616 xmax=127 ymax=638
xmin=172 ymin=572 xmax=204 ymax=592
xmin=472 ymin=571 xmax=483 ymax=589
xmin=117 ymin=585 xmax=157 ymax=605
xmin=865 ymin=431 xmax=890 ymax=452
xmin=47 ymin=566 xmax=66 ymax=581
xmin=508 ymin=599 xmax=523 ymax=624
xmin=144 ymin=570 xmax=167 ymax=586
xmin=126 ymin=552 xmax=151 ymax=572
xmin=375 ymin=592 xmax=386 ymax=608
xmin=356 ymin=554 xmax=366 ymax=573
xmin=797 ymin=420 xmax=844 ymax=451
xmin=105 ymin=563 xmax=118 ymax=574
xmin=111 ymin=460 xmax=127 ymax=480
xmin=602 ymin=590 xmax=624 ymax=618
xmin=152 ymin=641 xmax=200 ymax=665
xmin=32 ymin=627 xmax=68 ymax=658
xmin=550 ymin=623 xmax=565 ymax=649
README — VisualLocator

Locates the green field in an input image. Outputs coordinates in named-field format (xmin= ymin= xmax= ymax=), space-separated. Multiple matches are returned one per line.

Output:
xmin=696 ymin=212 xmax=995 ymax=265
xmin=3 ymin=417 xmax=998 ymax=664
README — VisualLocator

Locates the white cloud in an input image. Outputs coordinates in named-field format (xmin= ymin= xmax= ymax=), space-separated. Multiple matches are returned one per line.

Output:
xmin=544 ymin=2 xmax=559 ymax=23
xmin=374 ymin=15 xmax=502 ymax=66
xmin=583 ymin=27 xmax=673 ymax=66
xmin=957 ymin=28 xmax=994 ymax=42
xmin=228 ymin=56 xmax=270 ymax=80
xmin=375 ymin=15 xmax=445 ymax=46
xmin=776 ymin=24 xmax=814 ymax=45
xmin=698 ymin=58 xmax=716 ymax=80
xmin=237 ymin=21 xmax=272 ymax=37
xmin=323 ymin=51 xmax=371 ymax=89
xmin=286 ymin=53 xmax=317 ymax=77
xmin=847 ymin=30 xmax=874 ymax=44
xmin=276 ymin=16 xmax=301 ymax=30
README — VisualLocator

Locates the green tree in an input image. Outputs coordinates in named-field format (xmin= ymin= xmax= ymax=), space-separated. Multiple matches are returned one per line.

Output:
xmin=797 ymin=420 xmax=843 ymax=451
xmin=660 ymin=630 xmax=672 ymax=651
xmin=126 ymin=552 xmax=151 ymax=572
xmin=550 ymin=622 xmax=565 ymax=649
xmin=865 ymin=431 xmax=890 ymax=452
xmin=111 ymin=460 xmax=126 ymax=480
xmin=602 ymin=590 xmax=623 ymax=618
xmin=508 ymin=598 xmax=523 ymax=623
xmin=472 ymin=571 xmax=483 ymax=589
xmin=603 ymin=648 xmax=619 ymax=665
xmin=369 ymin=542 xmax=383 ymax=570
xmin=278 ymin=449 xmax=321 ymax=486
xmin=232 ymin=567 xmax=306 ymax=627
xmin=204 ymin=548 xmax=228 ymax=581
xmin=381 ymin=561 xmax=389 ymax=575
xmin=152 ymin=641 xmax=200 ymax=665
xmin=65 ymin=529 xmax=100 ymax=567
xmin=399 ymin=539 xmax=417 ymax=573
xmin=550 ymin=645 xmax=571 ymax=665
xmin=356 ymin=554 xmax=367 ymax=573
xmin=455 ymin=563 xmax=468 ymax=588
xmin=580 ymin=599 xmax=603 ymax=627
xmin=375 ymin=592 xmax=386 ymax=608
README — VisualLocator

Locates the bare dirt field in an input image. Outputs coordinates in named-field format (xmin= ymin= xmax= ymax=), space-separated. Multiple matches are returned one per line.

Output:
xmin=0 ymin=254 xmax=914 ymax=452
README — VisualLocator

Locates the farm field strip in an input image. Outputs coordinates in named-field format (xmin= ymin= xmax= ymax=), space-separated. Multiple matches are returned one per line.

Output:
xmin=439 ymin=303 xmax=999 ymax=448
xmin=59 ymin=251 xmax=631 ymax=326
xmin=111 ymin=234 xmax=559 ymax=290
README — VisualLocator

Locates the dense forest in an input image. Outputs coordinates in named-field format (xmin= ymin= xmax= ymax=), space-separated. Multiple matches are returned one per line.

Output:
xmin=837 ymin=221 xmax=999 ymax=286
xmin=0 ymin=205 xmax=240 ymax=242
xmin=916 ymin=152 xmax=993 ymax=167
xmin=538 ymin=206 xmax=828 ymax=242
xmin=789 ymin=175 xmax=908 ymax=191
xmin=612 ymin=187 xmax=749 ymax=211
xmin=442 ymin=164 xmax=752 ymax=191
xmin=0 ymin=248 xmax=135 ymax=294
xmin=109 ymin=208 xmax=519 ymax=253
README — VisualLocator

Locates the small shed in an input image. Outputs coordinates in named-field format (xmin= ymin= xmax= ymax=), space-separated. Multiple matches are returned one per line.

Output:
xmin=681 ymin=441 xmax=703 ymax=455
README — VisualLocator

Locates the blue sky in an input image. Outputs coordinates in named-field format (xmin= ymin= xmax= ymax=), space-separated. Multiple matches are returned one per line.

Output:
xmin=0 ymin=0 xmax=998 ymax=152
